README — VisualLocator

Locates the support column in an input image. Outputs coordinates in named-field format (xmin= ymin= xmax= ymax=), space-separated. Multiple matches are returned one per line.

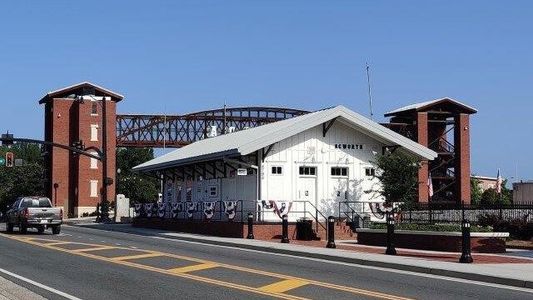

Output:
xmin=417 ymin=112 xmax=429 ymax=203
xmin=454 ymin=113 xmax=471 ymax=205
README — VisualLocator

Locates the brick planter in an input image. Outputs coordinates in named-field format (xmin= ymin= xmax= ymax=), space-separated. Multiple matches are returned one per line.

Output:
xmin=356 ymin=229 xmax=509 ymax=253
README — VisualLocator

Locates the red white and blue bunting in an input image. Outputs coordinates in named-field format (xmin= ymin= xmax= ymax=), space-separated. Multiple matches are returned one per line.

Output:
xmin=223 ymin=201 xmax=237 ymax=220
xmin=186 ymin=202 xmax=197 ymax=219
xmin=171 ymin=202 xmax=183 ymax=218
xmin=203 ymin=202 xmax=216 ymax=220
xmin=262 ymin=200 xmax=293 ymax=219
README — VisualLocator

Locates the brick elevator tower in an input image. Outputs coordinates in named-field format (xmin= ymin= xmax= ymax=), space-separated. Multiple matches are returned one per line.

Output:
xmin=384 ymin=98 xmax=477 ymax=205
xmin=40 ymin=82 xmax=123 ymax=217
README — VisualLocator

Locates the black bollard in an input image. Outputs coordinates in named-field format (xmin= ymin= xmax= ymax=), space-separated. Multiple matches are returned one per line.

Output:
xmin=281 ymin=214 xmax=290 ymax=243
xmin=385 ymin=212 xmax=397 ymax=255
xmin=459 ymin=220 xmax=474 ymax=263
xmin=326 ymin=216 xmax=336 ymax=248
xmin=246 ymin=212 xmax=255 ymax=239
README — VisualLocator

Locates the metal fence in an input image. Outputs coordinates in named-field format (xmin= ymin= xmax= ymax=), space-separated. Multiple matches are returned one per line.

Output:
xmin=399 ymin=202 xmax=533 ymax=225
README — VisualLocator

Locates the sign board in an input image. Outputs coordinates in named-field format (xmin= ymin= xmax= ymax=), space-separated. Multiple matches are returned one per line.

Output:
xmin=237 ymin=168 xmax=248 ymax=176
xmin=14 ymin=159 xmax=23 ymax=167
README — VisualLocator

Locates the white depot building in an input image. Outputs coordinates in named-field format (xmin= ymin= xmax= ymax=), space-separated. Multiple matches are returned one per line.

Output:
xmin=133 ymin=106 xmax=437 ymax=222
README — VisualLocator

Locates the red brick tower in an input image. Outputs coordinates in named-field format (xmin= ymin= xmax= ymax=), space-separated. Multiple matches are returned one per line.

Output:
xmin=40 ymin=82 xmax=123 ymax=217
xmin=384 ymin=98 xmax=477 ymax=205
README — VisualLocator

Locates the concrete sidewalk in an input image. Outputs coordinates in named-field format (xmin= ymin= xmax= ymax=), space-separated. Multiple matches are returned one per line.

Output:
xmin=71 ymin=223 xmax=533 ymax=289
xmin=0 ymin=276 xmax=45 ymax=300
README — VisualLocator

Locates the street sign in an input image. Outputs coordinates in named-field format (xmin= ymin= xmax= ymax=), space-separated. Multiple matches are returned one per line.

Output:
xmin=14 ymin=159 xmax=23 ymax=167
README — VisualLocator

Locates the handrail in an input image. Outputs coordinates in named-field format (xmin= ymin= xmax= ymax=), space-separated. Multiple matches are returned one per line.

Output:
xmin=338 ymin=201 xmax=369 ymax=228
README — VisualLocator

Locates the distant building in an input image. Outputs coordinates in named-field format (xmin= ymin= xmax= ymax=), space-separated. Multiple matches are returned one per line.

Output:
xmin=513 ymin=181 xmax=533 ymax=204
xmin=471 ymin=175 xmax=498 ymax=192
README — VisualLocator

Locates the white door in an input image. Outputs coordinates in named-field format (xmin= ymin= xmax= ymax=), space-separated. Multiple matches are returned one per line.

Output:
xmin=297 ymin=177 xmax=317 ymax=204
xmin=297 ymin=176 xmax=317 ymax=221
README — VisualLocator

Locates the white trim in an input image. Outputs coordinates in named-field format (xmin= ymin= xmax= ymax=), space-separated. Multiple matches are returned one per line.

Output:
xmin=90 ymin=151 xmax=98 ymax=169
xmin=46 ymin=81 xmax=124 ymax=99
xmin=90 ymin=180 xmax=98 ymax=198
xmin=356 ymin=228 xmax=510 ymax=238
xmin=90 ymin=124 xmax=99 ymax=142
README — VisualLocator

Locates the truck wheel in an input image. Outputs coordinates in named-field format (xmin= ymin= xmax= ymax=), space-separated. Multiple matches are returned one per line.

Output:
xmin=19 ymin=223 xmax=27 ymax=234
xmin=37 ymin=226 xmax=45 ymax=234
xmin=52 ymin=225 xmax=61 ymax=235
xmin=6 ymin=223 xmax=13 ymax=233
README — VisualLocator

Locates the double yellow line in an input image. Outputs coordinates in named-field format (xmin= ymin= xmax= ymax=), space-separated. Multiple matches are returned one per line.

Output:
xmin=0 ymin=233 xmax=412 ymax=300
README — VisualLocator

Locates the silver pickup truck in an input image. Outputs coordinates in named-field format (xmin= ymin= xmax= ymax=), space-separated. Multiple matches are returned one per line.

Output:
xmin=6 ymin=196 xmax=63 ymax=234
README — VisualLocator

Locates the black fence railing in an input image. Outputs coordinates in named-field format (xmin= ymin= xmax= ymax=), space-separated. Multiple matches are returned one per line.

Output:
xmin=399 ymin=202 xmax=533 ymax=225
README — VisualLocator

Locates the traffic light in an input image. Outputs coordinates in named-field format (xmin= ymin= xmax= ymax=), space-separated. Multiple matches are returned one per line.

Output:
xmin=5 ymin=152 xmax=14 ymax=168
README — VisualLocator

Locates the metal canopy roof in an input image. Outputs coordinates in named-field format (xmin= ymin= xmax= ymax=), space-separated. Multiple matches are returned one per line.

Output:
xmin=39 ymin=81 xmax=124 ymax=104
xmin=133 ymin=105 xmax=438 ymax=172
xmin=385 ymin=97 xmax=477 ymax=117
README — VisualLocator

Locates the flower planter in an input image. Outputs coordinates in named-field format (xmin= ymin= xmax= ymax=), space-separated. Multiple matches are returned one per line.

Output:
xmin=355 ymin=229 xmax=509 ymax=253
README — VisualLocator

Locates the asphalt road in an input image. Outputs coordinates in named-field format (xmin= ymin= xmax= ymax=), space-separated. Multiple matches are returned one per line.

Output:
xmin=0 ymin=224 xmax=531 ymax=300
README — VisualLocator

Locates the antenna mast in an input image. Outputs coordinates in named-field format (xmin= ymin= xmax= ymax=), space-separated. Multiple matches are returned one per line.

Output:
xmin=366 ymin=62 xmax=374 ymax=120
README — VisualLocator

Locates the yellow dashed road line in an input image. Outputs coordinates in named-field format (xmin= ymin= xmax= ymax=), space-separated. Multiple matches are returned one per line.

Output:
xmin=168 ymin=262 xmax=219 ymax=274
xmin=259 ymin=279 xmax=309 ymax=293
xmin=112 ymin=252 xmax=164 ymax=261
xmin=0 ymin=233 xmax=413 ymax=300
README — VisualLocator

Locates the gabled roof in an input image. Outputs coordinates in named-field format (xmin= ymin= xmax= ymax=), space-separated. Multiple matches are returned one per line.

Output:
xmin=133 ymin=105 xmax=438 ymax=172
xmin=385 ymin=97 xmax=477 ymax=117
xmin=39 ymin=81 xmax=124 ymax=104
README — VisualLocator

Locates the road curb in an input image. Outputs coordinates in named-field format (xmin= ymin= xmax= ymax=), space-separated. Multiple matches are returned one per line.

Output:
xmin=70 ymin=224 xmax=533 ymax=289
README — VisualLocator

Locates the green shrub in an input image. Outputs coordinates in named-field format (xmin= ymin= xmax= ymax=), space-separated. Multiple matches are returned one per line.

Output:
xmin=369 ymin=223 xmax=493 ymax=232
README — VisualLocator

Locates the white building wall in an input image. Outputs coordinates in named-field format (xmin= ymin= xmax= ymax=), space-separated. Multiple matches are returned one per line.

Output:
xmin=261 ymin=121 xmax=385 ymax=221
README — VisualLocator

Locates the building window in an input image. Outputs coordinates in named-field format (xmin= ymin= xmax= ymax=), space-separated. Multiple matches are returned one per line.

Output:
xmin=271 ymin=166 xmax=283 ymax=175
xmin=90 ymin=152 xmax=98 ymax=169
xmin=208 ymin=186 xmax=218 ymax=197
xmin=299 ymin=166 xmax=316 ymax=176
xmin=91 ymin=102 xmax=98 ymax=115
xmin=365 ymin=168 xmax=376 ymax=177
xmin=90 ymin=180 xmax=98 ymax=197
xmin=90 ymin=124 xmax=98 ymax=142
xmin=331 ymin=167 xmax=348 ymax=177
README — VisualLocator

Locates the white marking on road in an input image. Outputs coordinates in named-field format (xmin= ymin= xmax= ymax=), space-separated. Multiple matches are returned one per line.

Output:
xmin=0 ymin=267 xmax=83 ymax=300
xmin=149 ymin=235 xmax=533 ymax=294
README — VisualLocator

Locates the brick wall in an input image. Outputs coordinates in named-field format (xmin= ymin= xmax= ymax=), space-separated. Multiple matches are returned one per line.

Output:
xmin=45 ymin=97 xmax=117 ymax=217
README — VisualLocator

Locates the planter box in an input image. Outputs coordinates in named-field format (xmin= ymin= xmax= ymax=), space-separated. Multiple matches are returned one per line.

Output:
xmin=356 ymin=229 xmax=509 ymax=253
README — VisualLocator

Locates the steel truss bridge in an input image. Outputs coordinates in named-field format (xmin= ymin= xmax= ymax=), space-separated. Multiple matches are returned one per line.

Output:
xmin=116 ymin=107 xmax=309 ymax=148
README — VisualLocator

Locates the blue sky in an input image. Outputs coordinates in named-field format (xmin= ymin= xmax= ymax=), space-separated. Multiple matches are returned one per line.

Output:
xmin=1 ymin=1 xmax=532 ymax=181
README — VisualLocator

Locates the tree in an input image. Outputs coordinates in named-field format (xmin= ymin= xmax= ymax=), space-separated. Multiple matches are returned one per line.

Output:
xmin=470 ymin=176 xmax=483 ymax=206
xmin=116 ymin=147 xmax=159 ymax=203
xmin=480 ymin=180 xmax=512 ymax=207
xmin=0 ymin=144 xmax=45 ymax=213
xmin=372 ymin=151 xmax=421 ymax=207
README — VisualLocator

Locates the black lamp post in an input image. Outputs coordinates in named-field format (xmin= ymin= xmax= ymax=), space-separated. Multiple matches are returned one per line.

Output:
xmin=459 ymin=220 xmax=474 ymax=263
xmin=385 ymin=211 xmax=397 ymax=255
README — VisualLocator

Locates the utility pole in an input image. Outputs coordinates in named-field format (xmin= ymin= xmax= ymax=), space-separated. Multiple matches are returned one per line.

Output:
xmin=100 ymin=96 xmax=110 ymax=222
xmin=366 ymin=63 xmax=374 ymax=120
